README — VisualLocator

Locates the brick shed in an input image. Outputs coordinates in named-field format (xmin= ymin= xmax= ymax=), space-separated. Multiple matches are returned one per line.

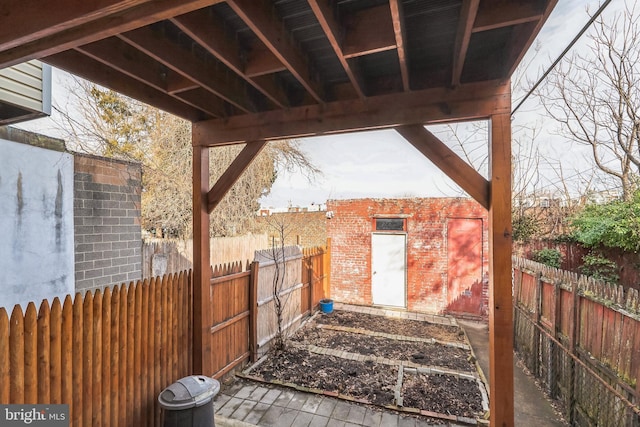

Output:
xmin=327 ymin=198 xmax=488 ymax=318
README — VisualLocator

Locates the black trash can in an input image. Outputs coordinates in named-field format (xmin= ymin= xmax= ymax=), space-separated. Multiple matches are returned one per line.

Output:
xmin=158 ymin=375 xmax=220 ymax=427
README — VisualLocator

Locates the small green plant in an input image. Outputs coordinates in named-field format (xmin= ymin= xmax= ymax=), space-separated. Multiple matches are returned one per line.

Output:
xmin=579 ymin=252 xmax=619 ymax=283
xmin=532 ymin=248 xmax=563 ymax=268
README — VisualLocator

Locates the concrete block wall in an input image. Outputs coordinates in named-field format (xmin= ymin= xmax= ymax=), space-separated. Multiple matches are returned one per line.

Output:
xmin=327 ymin=198 xmax=488 ymax=315
xmin=74 ymin=153 xmax=142 ymax=293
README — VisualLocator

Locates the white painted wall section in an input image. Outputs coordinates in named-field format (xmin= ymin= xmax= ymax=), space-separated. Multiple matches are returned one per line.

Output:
xmin=0 ymin=138 xmax=74 ymax=310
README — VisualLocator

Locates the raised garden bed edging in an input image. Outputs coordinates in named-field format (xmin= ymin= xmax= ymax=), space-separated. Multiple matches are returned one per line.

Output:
xmin=240 ymin=309 xmax=490 ymax=425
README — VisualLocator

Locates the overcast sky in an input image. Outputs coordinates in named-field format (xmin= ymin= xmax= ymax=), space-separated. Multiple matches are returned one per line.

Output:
xmin=16 ymin=1 xmax=618 ymax=209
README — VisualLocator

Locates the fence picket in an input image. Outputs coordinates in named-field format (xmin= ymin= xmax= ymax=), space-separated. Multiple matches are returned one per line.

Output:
xmin=0 ymin=308 xmax=9 ymax=403
xmin=50 ymin=299 xmax=62 ymax=405
xmin=72 ymin=294 xmax=83 ymax=425
xmin=110 ymin=286 xmax=120 ymax=427
xmin=126 ymin=283 xmax=135 ymax=426
xmin=61 ymin=296 xmax=73 ymax=411
xmin=24 ymin=303 xmax=37 ymax=404
xmin=134 ymin=283 xmax=142 ymax=426
xmin=10 ymin=305 xmax=25 ymax=404
xmin=93 ymin=291 xmax=103 ymax=426
xmin=102 ymin=288 xmax=112 ymax=427
xmin=37 ymin=300 xmax=51 ymax=403
xmin=83 ymin=292 xmax=93 ymax=426
xmin=118 ymin=285 xmax=127 ymax=427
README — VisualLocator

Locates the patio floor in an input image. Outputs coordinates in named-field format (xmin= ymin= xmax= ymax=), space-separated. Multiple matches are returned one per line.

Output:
xmin=213 ymin=304 xmax=566 ymax=427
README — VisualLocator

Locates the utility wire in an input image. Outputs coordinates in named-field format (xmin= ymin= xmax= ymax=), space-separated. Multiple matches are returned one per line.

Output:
xmin=511 ymin=0 xmax=614 ymax=115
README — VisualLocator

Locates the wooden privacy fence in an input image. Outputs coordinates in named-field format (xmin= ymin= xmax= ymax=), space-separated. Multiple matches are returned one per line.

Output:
xmin=513 ymin=257 xmax=640 ymax=426
xmin=204 ymin=245 xmax=329 ymax=378
xmin=0 ymin=243 xmax=329 ymax=426
xmin=0 ymin=272 xmax=192 ymax=427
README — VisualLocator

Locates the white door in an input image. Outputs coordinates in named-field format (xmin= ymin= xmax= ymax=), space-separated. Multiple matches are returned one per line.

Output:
xmin=371 ymin=233 xmax=406 ymax=307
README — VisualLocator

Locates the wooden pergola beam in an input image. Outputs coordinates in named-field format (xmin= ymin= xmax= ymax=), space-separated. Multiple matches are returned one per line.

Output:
xmin=226 ymin=0 xmax=324 ymax=103
xmin=206 ymin=141 xmax=269 ymax=213
xmin=0 ymin=0 xmax=225 ymax=69
xmin=193 ymin=80 xmax=511 ymax=145
xmin=452 ymin=0 xmax=480 ymax=87
xmin=488 ymin=112 xmax=514 ymax=427
xmin=389 ymin=0 xmax=409 ymax=91
xmin=308 ymin=0 xmax=366 ymax=99
xmin=395 ymin=125 xmax=489 ymax=209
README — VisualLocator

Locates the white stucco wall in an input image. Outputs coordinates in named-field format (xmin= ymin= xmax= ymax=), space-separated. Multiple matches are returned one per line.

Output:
xmin=0 ymin=138 xmax=74 ymax=310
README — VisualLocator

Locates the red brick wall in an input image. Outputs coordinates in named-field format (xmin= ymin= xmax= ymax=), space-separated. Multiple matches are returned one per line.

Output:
xmin=327 ymin=198 xmax=488 ymax=316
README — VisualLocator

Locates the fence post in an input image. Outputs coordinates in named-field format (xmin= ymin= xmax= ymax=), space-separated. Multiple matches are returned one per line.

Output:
xmin=533 ymin=271 xmax=542 ymax=376
xmin=323 ymin=238 xmax=331 ymax=299
xmin=308 ymin=255 xmax=314 ymax=315
xmin=549 ymin=279 xmax=561 ymax=399
xmin=567 ymin=279 xmax=580 ymax=424
xmin=249 ymin=261 xmax=259 ymax=363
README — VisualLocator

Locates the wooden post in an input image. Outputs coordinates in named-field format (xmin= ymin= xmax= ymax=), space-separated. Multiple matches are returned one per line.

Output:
xmin=533 ymin=272 xmax=542 ymax=376
xmin=249 ymin=261 xmax=259 ymax=362
xmin=488 ymin=112 xmax=514 ymax=427
xmin=192 ymin=143 xmax=211 ymax=374
xmin=567 ymin=279 xmax=580 ymax=423
xmin=308 ymin=255 xmax=314 ymax=314
xmin=324 ymin=238 xmax=332 ymax=299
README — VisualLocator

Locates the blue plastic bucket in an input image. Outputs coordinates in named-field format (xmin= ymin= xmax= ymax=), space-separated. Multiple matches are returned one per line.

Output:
xmin=319 ymin=299 xmax=334 ymax=314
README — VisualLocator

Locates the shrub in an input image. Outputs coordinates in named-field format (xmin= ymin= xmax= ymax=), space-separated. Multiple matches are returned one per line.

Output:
xmin=532 ymin=248 xmax=563 ymax=268
xmin=579 ymin=252 xmax=619 ymax=283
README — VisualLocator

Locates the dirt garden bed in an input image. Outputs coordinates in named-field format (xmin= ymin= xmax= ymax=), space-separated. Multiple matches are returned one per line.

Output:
xmin=242 ymin=309 xmax=488 ymax=423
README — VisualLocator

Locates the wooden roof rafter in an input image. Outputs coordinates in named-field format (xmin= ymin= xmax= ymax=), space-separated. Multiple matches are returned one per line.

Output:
xmin=226 ymin=0 xmax=325 ymax=103
xmin=389 ymin=0 xmax=409 ymax=91
xmin=308 ymin=0 xmax=366 ymax=98
xmin=170 ymin=10 xmax=289 ymax=108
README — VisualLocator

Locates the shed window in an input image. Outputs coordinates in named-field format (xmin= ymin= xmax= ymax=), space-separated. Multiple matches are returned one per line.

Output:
xmin=375 ymin=218 xmax=405 ymax=231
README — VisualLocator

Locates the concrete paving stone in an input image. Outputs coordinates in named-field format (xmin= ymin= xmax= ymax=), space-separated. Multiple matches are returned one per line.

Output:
xmin=363 ymin=408 xmax=383 ymax=427
xmin=301 ymin=394 xmax=323 ymax=413
xmin=231 ymin=399 xmax=257 ymax=421
xmin=242 ymin=402 xmax=270 ymax=425
xmin=346 ymin=404 xmax=367 ymax=425
xmin=273 ymin=389 xmax=296 ymax=407
xmin=223 ymin=381 xmax=246 ymax=395
xmin=287 ymin=392 xmax=309 ymax=410
xmin=291 ymin=410 xmax=314 ymax=427
xmin=216 ymin=397 xmax=244 ymax=418
xmin=247 ymin=385 xmax=269 ymax=402
xmin=331 ymin=400 xmax=353 ymax=421
xmin=328 ymin=422 xmax=346 ymax=427
xmin=398 ymin=415 xmax=417 ymax=427
xmin=308 ymin=414 xmax=330 ymax=427
xmin=258 ymin=405 xmax=287 ymax=427
xmin=380 ymin=411 xmax=399 ymax=427
xmin=315 ymin=397 xmax=337 ymax=417
xmin=234 ymin=384 xmax=257 ymax=399
xmin=214 ymin=392 xmax=232 ymax=408
xmin=260 ymin=388 xmax=282 ymax=405
xmin=416 ymin=420 xmax=440 ymax=427
xmin=344 ymin=423 xmax=363 ymax=427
